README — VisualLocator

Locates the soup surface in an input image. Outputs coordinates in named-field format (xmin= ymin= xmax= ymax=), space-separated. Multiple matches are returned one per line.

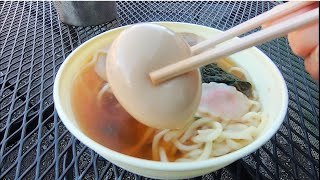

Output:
xmin=72 ymin=60 xmax=156 ymax=159
xmin=72 ymin=32 xmax=263 ymax=162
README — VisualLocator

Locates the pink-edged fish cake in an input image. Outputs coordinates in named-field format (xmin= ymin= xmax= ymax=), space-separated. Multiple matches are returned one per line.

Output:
xmin=199 ymin=82 xmax=251 ymax=120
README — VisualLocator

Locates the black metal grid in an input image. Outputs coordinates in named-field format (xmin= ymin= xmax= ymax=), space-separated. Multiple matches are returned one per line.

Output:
xmin=0 ymin=1 xmax=318 ymax=180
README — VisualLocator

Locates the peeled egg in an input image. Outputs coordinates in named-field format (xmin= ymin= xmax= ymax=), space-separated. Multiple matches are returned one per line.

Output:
xmin=106 ymin=24 xmax=201 ymax=129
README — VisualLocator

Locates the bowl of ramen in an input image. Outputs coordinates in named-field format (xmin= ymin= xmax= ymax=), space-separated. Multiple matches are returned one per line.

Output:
xmin=53 ymin=22 xmax=288 ymax=179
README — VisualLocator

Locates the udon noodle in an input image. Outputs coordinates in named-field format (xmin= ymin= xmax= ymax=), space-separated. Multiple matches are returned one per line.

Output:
xmin=152 ymin=97 xmax=266 ymax=162
xmin=72 ymin=33 xmax=267 ymax=162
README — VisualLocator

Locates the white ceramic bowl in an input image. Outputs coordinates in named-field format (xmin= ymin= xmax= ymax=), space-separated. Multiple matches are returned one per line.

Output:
xmin=53 ymin=22 xmax=288 ymax=179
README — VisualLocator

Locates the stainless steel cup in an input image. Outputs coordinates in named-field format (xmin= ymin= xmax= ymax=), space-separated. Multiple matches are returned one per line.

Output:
xmin=53 ymin=1 xmax=117 ymax=26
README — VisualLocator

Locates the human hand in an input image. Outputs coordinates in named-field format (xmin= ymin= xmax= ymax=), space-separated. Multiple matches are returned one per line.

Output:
xmin=263 ymin=2 xmax=319 ymax=80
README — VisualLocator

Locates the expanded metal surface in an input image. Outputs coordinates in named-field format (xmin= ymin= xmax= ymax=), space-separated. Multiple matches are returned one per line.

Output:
xmin=0 ymin=1 xmax=319 ymax=180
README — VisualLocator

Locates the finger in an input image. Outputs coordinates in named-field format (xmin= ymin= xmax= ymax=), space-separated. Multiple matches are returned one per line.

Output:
xmin=304 ymin=45 xmax=319 ymax=81
xmin=262 ymin=2 xmax=319 ymax=28
xmin=288 ymin=22 xmax=319 ymax=58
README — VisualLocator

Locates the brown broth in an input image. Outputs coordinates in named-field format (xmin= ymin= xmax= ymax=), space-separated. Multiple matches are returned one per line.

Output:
xmin=72 ymin=63 xmax=156 ymax=160
xmin=71 ymin=55 xmax=245 ymax=162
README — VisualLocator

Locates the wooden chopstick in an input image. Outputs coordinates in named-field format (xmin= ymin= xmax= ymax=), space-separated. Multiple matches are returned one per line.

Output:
xmin=191 ymin=1 xmax=314 ymax=55
xmin=150 ymin=7 xmax=319 ymax=85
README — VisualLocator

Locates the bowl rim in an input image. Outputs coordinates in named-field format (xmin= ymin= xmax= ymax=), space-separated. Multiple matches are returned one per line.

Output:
xmin=53 ymin=22 xmax=288 ymax=171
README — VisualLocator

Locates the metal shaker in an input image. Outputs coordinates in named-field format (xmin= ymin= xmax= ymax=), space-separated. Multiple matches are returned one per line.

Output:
xmin=53 ymin=1 xmax=117 ymax=26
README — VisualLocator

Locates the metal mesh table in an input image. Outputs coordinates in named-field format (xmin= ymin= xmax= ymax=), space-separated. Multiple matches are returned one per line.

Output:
xmin=0 ymin=1 xmax=319 ymax=179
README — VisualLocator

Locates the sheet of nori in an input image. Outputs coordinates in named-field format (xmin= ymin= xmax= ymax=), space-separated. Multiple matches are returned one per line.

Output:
xmin=201 ymin=63 xmax=253 ymax=97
